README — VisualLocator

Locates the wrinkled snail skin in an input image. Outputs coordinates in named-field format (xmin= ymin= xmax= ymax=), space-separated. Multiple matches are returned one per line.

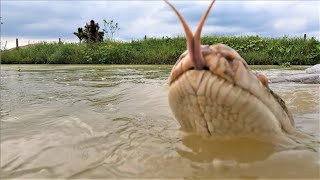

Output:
xmin=165 ymin=0 xmax=314 ymax=147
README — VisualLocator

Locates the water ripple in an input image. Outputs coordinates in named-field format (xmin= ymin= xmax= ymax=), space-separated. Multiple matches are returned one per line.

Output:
xmin=1 ymin=65 xmax=319 ymax=178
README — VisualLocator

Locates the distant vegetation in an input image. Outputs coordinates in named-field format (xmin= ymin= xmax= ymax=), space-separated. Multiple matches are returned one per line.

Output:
xmin=102 ymin=19 xmax=120 ymax=40
xmin=73 ymin=20 xmax=104 ymax=43
xmin=73 ymin=19 xmax=120 ymax=43
xmin=1 ymin=36 xmax=320 ymax=65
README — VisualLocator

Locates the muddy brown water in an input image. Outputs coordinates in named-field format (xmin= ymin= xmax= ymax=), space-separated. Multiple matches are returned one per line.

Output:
xmin=1 ymin=65 xmax=319 ymax=178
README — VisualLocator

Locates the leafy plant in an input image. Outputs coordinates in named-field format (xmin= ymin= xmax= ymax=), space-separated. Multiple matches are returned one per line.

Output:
xmin=73 ymin=27 xmax=87 ymax=43
xmin=73 ymin=20 xmax=104 ymax=44
xmin=102 ymin=19 xmax=120 ymax=40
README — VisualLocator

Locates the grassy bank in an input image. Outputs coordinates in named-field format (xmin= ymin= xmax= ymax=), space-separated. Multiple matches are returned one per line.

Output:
xmin=1 ymin=36 xmax=320 ymax=65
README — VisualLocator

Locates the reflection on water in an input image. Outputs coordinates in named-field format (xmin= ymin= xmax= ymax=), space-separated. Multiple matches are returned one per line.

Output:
xmin=177 ymin=136 xmax=275 ymax=163
xmin=1 ymin=65 xmax=319 ymax=178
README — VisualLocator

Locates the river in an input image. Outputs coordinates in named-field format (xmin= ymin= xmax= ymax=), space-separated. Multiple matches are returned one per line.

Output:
xmin=1 ymin=65 xmax=319 ymax=178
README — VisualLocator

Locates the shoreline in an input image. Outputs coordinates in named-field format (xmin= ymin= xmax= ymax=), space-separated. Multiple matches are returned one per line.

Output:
xmin=0 ymin=64 xmax=312 ymax=71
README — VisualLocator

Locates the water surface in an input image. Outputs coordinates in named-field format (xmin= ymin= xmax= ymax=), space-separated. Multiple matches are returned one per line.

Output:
xmin=1 ymin=65 xmax=319 ymax=178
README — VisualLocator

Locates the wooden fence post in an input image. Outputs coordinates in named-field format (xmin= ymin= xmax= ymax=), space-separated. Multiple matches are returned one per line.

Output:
xmin=16 ymin=38 xmax=19 ymax=49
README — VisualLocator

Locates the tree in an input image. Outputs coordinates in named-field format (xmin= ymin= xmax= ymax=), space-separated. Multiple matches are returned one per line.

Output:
xmin=73 ymin=20 xmax=104 ymax=44
xmin=102 ymin=19 xmax=120 ymax=40
xmin=73 ymin=27 xmax=86 ymax=43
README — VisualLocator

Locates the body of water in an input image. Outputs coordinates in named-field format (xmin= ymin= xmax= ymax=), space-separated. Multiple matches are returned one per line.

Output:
xmin=1 ymin=65 xmax=319 ymax=178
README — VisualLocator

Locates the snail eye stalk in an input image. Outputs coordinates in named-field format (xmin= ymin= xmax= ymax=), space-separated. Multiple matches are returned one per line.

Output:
xmin=164 ymin=0 xmax=216 ymax=69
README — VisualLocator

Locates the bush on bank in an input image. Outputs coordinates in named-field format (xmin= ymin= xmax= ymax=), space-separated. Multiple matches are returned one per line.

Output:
xmin=1 ymin=36 xmax=319 ymax=65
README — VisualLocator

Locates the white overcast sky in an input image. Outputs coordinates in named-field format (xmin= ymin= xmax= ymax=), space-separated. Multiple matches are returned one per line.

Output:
xmin=1 ymin=0 xmax=319 ymax=49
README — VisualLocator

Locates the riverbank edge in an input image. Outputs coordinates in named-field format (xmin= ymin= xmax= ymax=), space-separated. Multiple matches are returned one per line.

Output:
xmin=0 ymin=64 xmax=311 ymax=71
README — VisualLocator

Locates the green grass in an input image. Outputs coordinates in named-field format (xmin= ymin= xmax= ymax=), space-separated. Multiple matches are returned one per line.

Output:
xmin=1 ymin=36 xmax=320 ymax=65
